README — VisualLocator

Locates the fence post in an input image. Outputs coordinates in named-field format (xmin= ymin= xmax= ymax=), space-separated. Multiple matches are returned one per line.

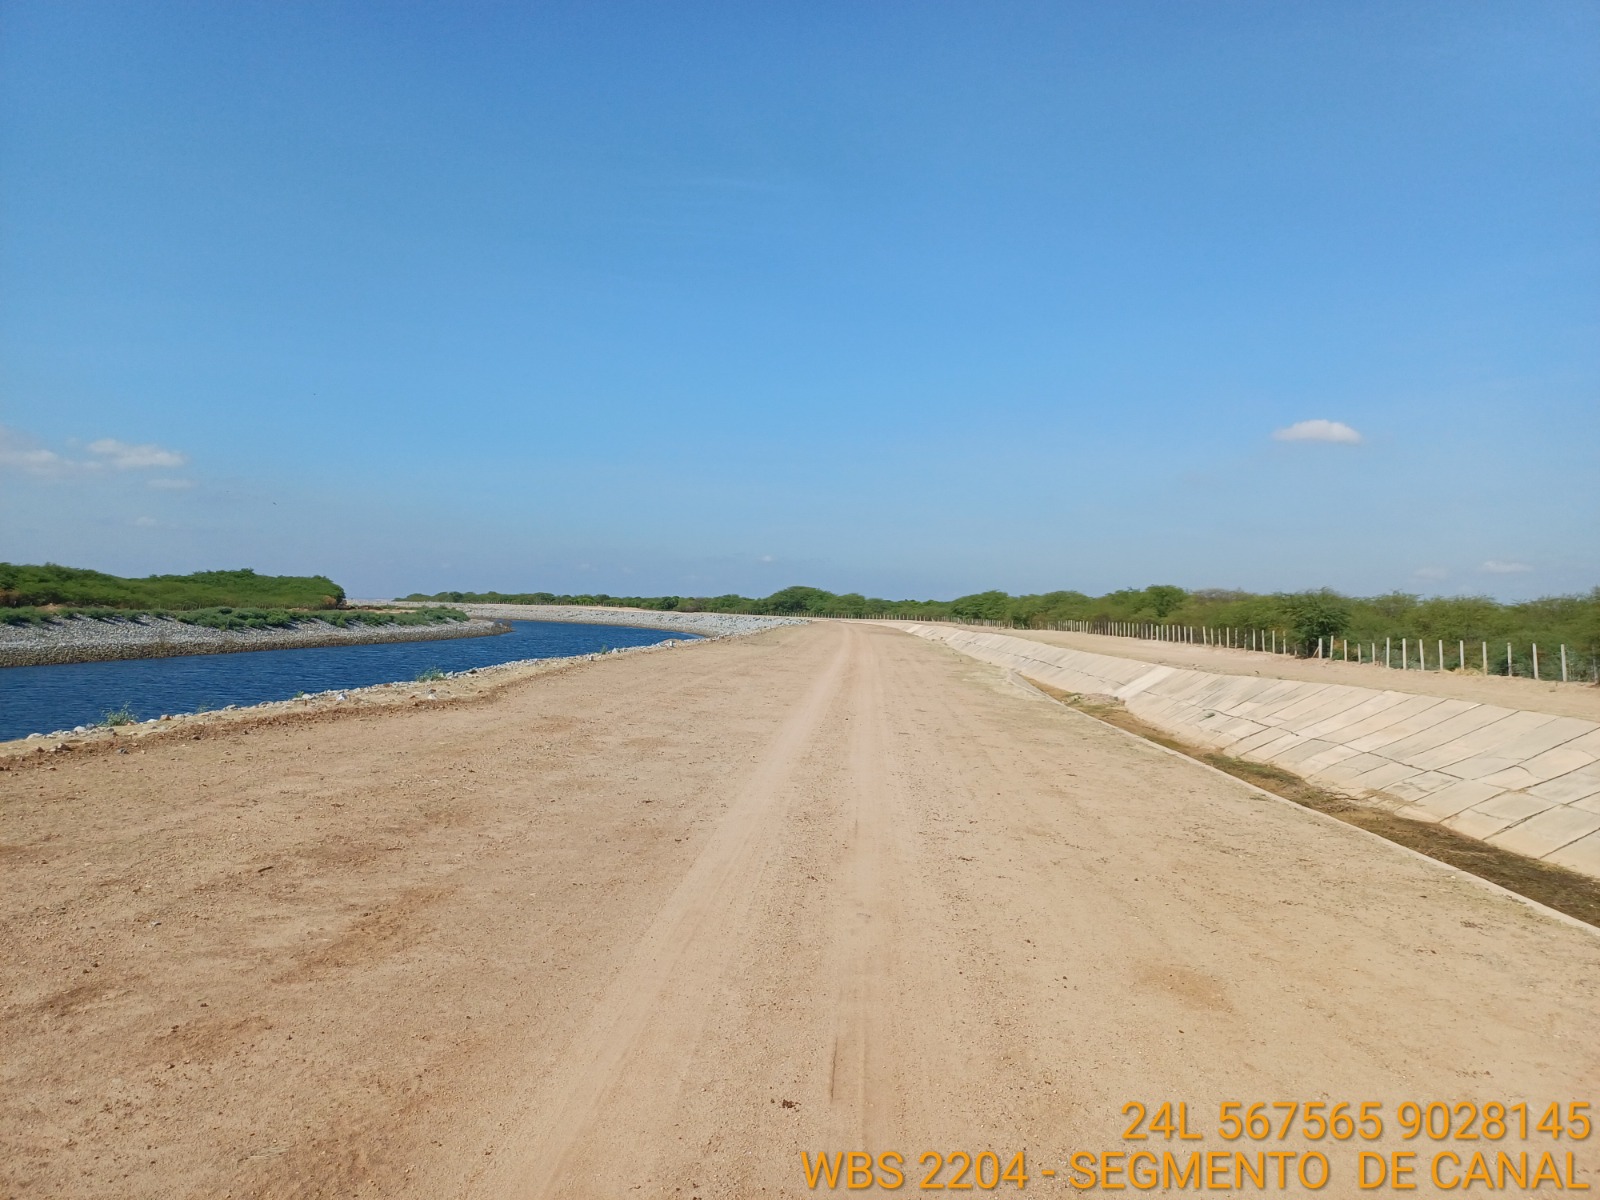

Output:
xmin=1458 ymin=639 xmax=1464 ymax=672
xmin=1533 ymin=644 xmax=1539 ymax=681
xmin=1402 ymin=638 xmax=1408 ymax=670
xmin=1507 ymin=642 xmax=1513 ymax=677
xmin=1386 ymin=637 xmax=1391 ymax=668
xmin=1561 ymin=644 xmax=1568 ymax=683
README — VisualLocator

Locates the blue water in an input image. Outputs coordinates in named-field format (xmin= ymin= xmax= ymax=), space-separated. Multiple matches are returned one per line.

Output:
xmin=0 ymin=620 xmax=696 ymax=741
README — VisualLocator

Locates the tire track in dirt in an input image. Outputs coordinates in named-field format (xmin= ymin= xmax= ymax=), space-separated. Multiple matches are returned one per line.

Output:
xmin=478 ymin=630 xmax=852 ymax=1198
xmin=824 ymin=625 xmax=903 ymax=1147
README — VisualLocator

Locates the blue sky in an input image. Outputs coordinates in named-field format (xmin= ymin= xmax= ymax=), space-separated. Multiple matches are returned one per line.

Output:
xmin=2 ymin=1 xmax=1595 ymax=601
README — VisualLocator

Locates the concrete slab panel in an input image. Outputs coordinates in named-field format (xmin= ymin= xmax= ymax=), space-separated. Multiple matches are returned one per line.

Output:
xmin=1404 ymin=779 xmax=1505 ymax=819
xmin=1438 ymin=754 xmax=1523 ymax=782
xmin=1379 ymin=706 xmax=1519 ymax=766
xmin=1518 ymin=744 xmax=1599 ymax=781
xmin=1116 ymin=665 xmax=1180 ymax=699
xmin=1477 ymin=766 xmax=1548 ymax=791
xmin=1394 ymin=804 xmax=1444 ymax=824
xmin=1343 ymin=761 xmax=1425 ymax=792
xmin=1228 ymin=679 xmax=1317 ymax=719
xmin=1316 ymin=753 xmax=1389 ymax=782
xmin=1443 ymin=807 xmax=1519 ymax=841
xmin=1470 ymin=791 xmax=1556 ymax=822
xmin=1527 ymin=766 xmax=1600 ymax=805
xmin=1213 ymin=682 xmax=1294 ymax=717
xmin=1227 ymin=728 xmax=1293 ymax=756
xmin=1299 ymin=744 xmax=1365 ymax=775
xmin=1297 ymin=692 xmax=1413 ymax=740
xmin=1207 ymin=718 xmax=1267 ymax=746
xmin=1242 ymin=733 xmax=1305 ymax=761
xmin=1157 ymin=673 xmax=1231 ymax=702
xmin=1483 ymin=716 xmax=1596 ymax=761
xmin=1337 ymin=696 xmax=1453 ymax=750
xmin=1431 ymin=708 xmax=1554 ymax=747
xmin=1488 ymin=807 xmax=1600 ymax=860
xmin=1403 ymin=716 xmax=1528 ymax=772
xmin=1547 ymin=830 xmax=1600 ymax=877
xmin=1386 ymin=771 xmax=1464 ymax=802
xmin=1561 ymin=728 xmax=1600 ymax=756
xmin=1199 ymin=676 xmax=1264 ymax=703
xmin=1273 ymin=738 xmax=1339 ymax=766
xmin=1350 ymin=699 xmax=1478 ymax=754
xmin=1267 ymin=686 xmax=1368 ymax=727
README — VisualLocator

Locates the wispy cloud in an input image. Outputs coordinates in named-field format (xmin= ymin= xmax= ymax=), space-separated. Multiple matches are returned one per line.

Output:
xmin=88 ymin=437 xmax=187 ymax=469
xmin=1481 ymin=560 xmax=1532 ymax=574
xmin=1272 ymin=419 xmax=1362 ymax=445
xmin=0 ymin=425 xmax=76 ymax=476
xmin=147 ymin=477 xmax=195 ymax=490
xmin=0 ymin=424 xmax=191 ymax=479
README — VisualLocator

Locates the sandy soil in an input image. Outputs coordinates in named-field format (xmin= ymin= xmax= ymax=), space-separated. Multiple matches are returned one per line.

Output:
xmin=3 ymin=622 xmax=1597 ymax=1199
xmin=981 ymin=626 xmax=1600 ymax=722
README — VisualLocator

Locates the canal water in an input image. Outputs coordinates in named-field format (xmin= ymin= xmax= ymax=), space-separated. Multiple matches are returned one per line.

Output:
xmin=0 ymin=620 xmax=695 ymax=741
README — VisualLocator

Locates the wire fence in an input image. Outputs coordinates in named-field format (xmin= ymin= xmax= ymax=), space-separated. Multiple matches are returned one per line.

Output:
xmin=808 ymin=612 xmax=1599 ymax=685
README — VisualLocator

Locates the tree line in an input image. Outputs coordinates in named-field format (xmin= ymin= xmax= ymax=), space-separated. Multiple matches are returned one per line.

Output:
xmin=1 ymin=563 xmax=346 ymax=611
xmin=406 ymin=583 xmax=1600 ymax=658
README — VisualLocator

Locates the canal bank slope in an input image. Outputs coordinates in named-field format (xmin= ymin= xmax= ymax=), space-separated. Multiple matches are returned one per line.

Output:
xmin=900 ymin=623 xmax=1600 ymax=877
xmin=0 ymin=614 xmax=509 ymax=668
xmin=3 ymin=621 xmax=1596 ymax=1199
xmin=373 ymin=599 xmax=808 ymax=638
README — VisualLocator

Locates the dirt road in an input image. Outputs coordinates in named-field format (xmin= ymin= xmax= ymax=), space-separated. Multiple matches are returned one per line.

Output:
xmin=4 ymin=622 xmax=1597 ymax=1198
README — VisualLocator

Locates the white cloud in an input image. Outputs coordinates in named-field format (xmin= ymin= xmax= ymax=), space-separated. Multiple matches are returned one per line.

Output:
xmin=1271 ymin=419 xmax=1363 ymax=445
xmin=133 ymin=516 xmax=158 ymax=527
xmin=0 ymin=425 xmax=83 ymax=477
xmin=1481 ymin=560 xmax=1532 ymax=574
xmin=147 ymin=477 xmax=195 ymax=490
xmin=88 ymin=437 xmax=187 ymax=469
xmin=1 ymin=425 xmax=193 ymax=481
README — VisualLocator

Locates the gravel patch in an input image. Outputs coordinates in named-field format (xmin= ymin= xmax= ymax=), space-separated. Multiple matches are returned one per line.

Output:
xmin=0 ymin=614 xmax=508 ymax=668
xmin=370 ymin=602 xmax=809 ymax=638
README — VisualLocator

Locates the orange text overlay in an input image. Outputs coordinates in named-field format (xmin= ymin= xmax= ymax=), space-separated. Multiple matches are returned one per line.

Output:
xmin=800 ymin=1149 xmax=1592 ymax=1191
xmin=799 ymin=1100 xmax=1591 ymax=1191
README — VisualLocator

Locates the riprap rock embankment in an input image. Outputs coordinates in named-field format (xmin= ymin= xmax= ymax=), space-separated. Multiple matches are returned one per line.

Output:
xmin=0 ymin=615 xmax=508 ymax=668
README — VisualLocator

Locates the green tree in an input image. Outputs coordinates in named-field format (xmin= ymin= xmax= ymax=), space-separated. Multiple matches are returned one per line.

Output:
xmin=949 ymin=590 xmax=1012 ymax=622
xmin=1278 ymin=590 xmax=1352 ymax=654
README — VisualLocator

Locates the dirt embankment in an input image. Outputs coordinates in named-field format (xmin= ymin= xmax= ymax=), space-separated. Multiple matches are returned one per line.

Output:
xmin=4 ymin=622 xmax=1596 ymax=1199
xmin=0 ymin=615 xmax=507 ymax=668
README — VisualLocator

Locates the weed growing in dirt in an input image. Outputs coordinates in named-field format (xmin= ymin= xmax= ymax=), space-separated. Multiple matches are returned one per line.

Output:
xmin=101 ymin=704 xmax=137 ymax=727
xmin=415 ymin=667 xmax=447 ymax=682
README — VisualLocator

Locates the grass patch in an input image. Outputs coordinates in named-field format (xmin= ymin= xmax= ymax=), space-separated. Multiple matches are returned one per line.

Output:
xmin=415 ymin=667 xmax=447 ymax=682
xmin=1024 ymin=677 xmax=1600 ymax=929
xmin=101 ymin=704 xmax=137 ymax=728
